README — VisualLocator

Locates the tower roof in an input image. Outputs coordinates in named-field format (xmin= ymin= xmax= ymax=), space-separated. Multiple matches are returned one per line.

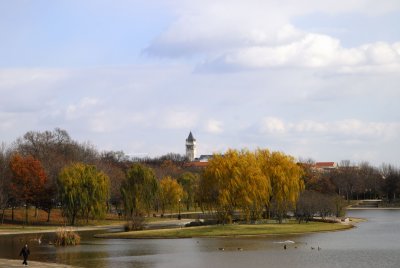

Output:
xmin=187 ymin=131 xmax=195 ymax=142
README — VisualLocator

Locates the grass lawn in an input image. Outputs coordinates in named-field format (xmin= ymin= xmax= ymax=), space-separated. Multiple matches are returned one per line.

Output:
xmin=0 ymin=207 xmax=126 ymax=232
xmin=97 ymin=221 xmax=353 ymax=239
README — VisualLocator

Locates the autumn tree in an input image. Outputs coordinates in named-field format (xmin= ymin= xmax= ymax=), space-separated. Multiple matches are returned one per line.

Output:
xmin=159 ymin=176 xmax=184 ymax=214
xmin=177 ymin=172 xmax=199 ymax=211
xmin=98 ymin=151 xmax=129 ymax=213
xmin=201 ymin=150 xmax=271 ymax=223
xmin=9 ymin=154 xmax=47 ymax=224
xmin=153 ymin=159 xmax=183 ymax=181
xmin=16 ymin=128 xmax=99 ymax=221
xmin=58 ymin=163 xmax=110 ymax=225
xmin=299 ymin=159 xmax=335 ymax=194
xmin=120 ymin=163 xmax=158 ymax=218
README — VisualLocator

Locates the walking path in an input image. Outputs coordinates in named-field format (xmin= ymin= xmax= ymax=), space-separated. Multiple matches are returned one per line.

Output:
xmin=0 ymin=224 xmax=122 ymax=236
xmin=0 ymin=258 xmax=80 ymax=268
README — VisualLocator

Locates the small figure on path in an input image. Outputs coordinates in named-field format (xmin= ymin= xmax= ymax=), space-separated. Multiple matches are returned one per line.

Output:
xmin=19 ymin=244 xmax=30 ymax=266
xmin=284 ymin=244 xmax=287 ymax=250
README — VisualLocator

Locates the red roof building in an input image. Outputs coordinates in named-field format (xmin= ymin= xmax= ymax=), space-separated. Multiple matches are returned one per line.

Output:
xmin=313 ymin=162 xmax=338 ymax=171
xmin=183 ymin=161 xmax=209 ymax=168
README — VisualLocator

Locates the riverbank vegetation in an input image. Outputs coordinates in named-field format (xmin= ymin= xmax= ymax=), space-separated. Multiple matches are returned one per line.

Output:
xmin=1 ymin=128 xmax=400 ymax=230
xmin=54 ymin=227 xmax=80 ymax=246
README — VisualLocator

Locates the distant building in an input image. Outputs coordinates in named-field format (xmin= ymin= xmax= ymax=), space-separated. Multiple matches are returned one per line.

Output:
xmin=196 ymin=154 xmax=213 ymax=162
xmin=183 ymin=161 xmax=209 ymax=169
xmin=185 ymin=131 xmax=196 ymax=162
xmin=313 ymin=162 xmax=338 ymax=172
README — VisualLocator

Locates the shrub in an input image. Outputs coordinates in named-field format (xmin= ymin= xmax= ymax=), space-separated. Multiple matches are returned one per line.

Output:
xmin=124 ymin=216 xmax=145 ymax=231
xmin=54 ymin=227 xmax=81 ymax=246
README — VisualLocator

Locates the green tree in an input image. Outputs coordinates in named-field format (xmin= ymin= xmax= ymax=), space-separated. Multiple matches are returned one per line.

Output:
xmin=177 ymin=172 xmax=199 ymax=211
xmin=58 ymin=163 xmax=110 ymax=225
xmin=120 ymin=164 xmax=158 ymax=218
xmin=16 ymin=128 xmax=99 ymax=221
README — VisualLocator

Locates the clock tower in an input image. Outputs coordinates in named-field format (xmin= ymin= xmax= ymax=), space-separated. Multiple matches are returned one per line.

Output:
xmin=185 ymin=131 xmax=196 ymax=161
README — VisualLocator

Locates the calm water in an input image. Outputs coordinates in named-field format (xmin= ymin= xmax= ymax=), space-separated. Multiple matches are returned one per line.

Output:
xmin=1 ymin=210 xmax=400 ymax=268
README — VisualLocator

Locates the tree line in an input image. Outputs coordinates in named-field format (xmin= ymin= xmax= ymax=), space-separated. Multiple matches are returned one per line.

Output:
xmin=0 ymin=129 xmax=195 ymax=225
xmin=301 ymin=159 xmax=400 ymax=203
xmin=1 ymin=128 xmax=399 ymax=225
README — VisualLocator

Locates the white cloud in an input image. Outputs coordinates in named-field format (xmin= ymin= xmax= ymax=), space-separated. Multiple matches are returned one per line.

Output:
xmin=65 ymin=97 xmax=101 ymax=120
xmin=0 ymin=61 xmax=398 ymax=165
xmin=205 ymin=119 xmax=223 ymax=134
xmin=202 ymin=33 xmax=400 ymax=72
xmin=161 ymin=110 xmax=198 ymax=129
xmin=261 ymin=117 xmax=287 ymax=134
xmin=0 ymin=69 xmax=68 ymax=112
xmin=260 ymin=117 xmax=400 ymax=141
xmin=147 ymin=1 xmax=400 ymax=73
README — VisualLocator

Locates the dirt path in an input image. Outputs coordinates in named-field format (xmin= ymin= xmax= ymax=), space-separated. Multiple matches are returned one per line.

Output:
xmin=0 ymin=224 xmax=123 ymax=236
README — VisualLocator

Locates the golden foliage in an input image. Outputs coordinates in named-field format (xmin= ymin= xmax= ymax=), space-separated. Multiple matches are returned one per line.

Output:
xmin=199 ymin=149 xmax=304 ymax=222
xmin=159 ymin=176 xmax=184 ymax=214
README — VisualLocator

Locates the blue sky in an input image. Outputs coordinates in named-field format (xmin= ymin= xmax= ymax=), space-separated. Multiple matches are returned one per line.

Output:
xmin=1 ymin=0 xmax=400 ymax=166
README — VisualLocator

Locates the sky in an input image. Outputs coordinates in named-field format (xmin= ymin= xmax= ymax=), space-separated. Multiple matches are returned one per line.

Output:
xmin=1 ymin=0 xmax=399 ymax=166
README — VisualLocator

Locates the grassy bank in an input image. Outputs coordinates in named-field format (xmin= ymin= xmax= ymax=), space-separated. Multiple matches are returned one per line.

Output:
xmin=97 ymin=221 xmax=353 ymax=239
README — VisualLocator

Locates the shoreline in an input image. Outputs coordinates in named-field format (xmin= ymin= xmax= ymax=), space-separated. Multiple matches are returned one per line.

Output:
xmin=0 ymin=216 xmax=360 ymax=237
xmin=347 ymin=207 xmax=400 ymax=210
xmin=0 ymin=258 xmax=80 ymax=268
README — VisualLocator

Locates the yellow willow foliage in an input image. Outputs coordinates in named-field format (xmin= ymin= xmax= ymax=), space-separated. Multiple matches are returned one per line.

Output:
xmin=58 ymin=163 xmax=110 ymax=225
xmin=256 ymin=149 xmax=304 ymax=212
xmin=202 ymin=149 xmax=271 ymax=221
xmin=159 ymin=176 xmax=184 ymax=214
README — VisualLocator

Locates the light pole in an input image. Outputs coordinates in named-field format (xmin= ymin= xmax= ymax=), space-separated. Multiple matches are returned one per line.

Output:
xmin=178 ymin=198 xmax=181 ymax=220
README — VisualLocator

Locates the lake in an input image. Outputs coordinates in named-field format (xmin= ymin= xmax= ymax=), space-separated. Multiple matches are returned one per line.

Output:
xmin=1 ymin=209 xmax=399 ymax=268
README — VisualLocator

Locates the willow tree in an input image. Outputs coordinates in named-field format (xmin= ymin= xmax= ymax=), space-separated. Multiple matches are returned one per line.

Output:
xmin=177 ymin=172 xmax=199 ymax=211
xmin=158 ymin=176 xmax=184 ymax=214
xmin=120 ymin=163 xmax=158 ymax=218
xmin=201 ymin=150 xmax=271 ymax=223
xmin=257 ymin=149 xmax=304 ymax=223
xmin=58 ymin=163 xmax=110 ymax=225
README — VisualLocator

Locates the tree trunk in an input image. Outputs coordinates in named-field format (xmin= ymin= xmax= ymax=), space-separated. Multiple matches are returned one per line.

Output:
xmin=47 ymin=209 xmax=51 ymax=222
xmin=1 ymin=208 xmax=5 ymax=224
xmin=71 ymin=212 xmax=76 ymax=226
xmin=25 ymin=205 xmax=29 ymax=225
xmin=11 ymin=206 xmax=14 ymax=222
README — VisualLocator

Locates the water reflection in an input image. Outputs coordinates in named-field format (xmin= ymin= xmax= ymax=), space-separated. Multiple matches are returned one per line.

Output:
xmin=1 ymin=210 xmax=400 ymax=268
